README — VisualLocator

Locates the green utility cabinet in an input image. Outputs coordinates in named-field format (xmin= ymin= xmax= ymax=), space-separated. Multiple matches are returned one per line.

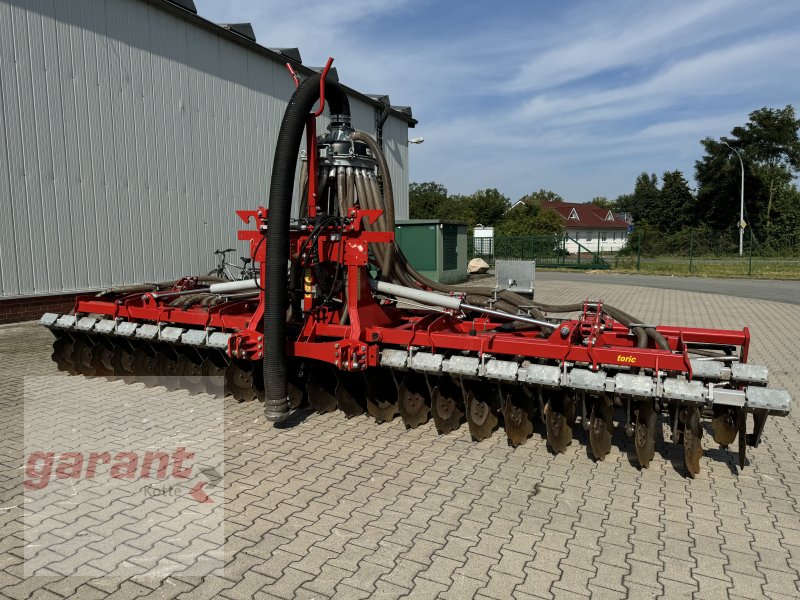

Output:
xmin=394 ymin=220 xmax=468 ymax=284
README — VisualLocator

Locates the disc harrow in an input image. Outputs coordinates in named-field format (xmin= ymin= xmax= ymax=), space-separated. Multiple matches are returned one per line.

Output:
xmin=40 ymin=59 xmax=792 ymax=478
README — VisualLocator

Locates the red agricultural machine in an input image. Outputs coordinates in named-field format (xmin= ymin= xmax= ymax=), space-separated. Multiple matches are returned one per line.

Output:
xmin=42 ymin=61 xmax=791 ymax=477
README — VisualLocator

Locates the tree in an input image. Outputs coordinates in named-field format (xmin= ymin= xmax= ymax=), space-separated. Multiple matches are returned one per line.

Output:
xmin=655 ymin=171 xmax=694 ymax=233
xmin=632 ymin=172 xmax=660 ymax=224
xmin=614 ymin=193 xmax=635 ymax=215
xmin=694 ymin=140 xmax=752 ymax=229
xmin=615 ymin=171 xmax=695 ymax=234
xmin=409 ymin=182 xmax=448 ymax=219
xmin=464 ymin=188 xmax=510 ymax=226
xmin=518 ymin=189 xmax=564 ymax=205
xmin=695 ymin=105 xmax=800 ymax=234
xmin=438 ymin=189 xmax=510 ymax=227
xmin=614 ymin=173 xmax=660 ymax=223
xmin=731 ymin=106 xmax=800 ymax=226
xmin=767 ymin=185 xmax=800 ymax=250
xmin=496 ymin=199 xmax=564 ymax=236
xmin=590 ymin=196 xmax=615 ymax=210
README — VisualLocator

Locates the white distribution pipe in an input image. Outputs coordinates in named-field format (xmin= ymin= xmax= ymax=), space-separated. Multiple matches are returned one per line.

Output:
xmin=209 ymin=278 xmax=260 ymax=294
xmin=371 ymin=280 xmax=463 ymax=310
xmin=371 ymin=279 xmax=556 ymax=329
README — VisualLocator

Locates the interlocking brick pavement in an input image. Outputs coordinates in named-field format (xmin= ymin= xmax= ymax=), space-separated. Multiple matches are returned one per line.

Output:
xmin=1 ymin=280 xmax=800 ymax=598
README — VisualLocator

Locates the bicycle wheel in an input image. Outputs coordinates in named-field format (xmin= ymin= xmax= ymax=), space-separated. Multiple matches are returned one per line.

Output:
xmin=207 ymin=268 xmax=229 ymax=280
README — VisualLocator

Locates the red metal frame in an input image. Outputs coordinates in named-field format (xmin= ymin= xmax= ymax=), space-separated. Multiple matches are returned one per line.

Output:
xmin=67 ymin=86 xmax=752 ymax=381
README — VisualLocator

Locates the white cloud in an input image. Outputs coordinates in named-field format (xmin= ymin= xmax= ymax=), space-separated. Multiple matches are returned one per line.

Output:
xmin=516 ymin=34 xmax=800 ymax=125
xmin=193 ymin=0 xmax=800 ymax=201
xmin=509 ymin=0 xmax=736 ymax=91
xmin=638 ymin=113 xmax=745 ymax=140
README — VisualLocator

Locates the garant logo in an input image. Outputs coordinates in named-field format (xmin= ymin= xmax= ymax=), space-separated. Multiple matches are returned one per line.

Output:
xmin=617 ymin=355 xmax=637 ymax=364
xmin=23 ymin=447 xmax=217 ymax=504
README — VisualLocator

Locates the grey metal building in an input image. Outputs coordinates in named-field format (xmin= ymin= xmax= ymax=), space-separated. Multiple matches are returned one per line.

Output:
xmin=0 ymin=0 xmax=415 ymax=301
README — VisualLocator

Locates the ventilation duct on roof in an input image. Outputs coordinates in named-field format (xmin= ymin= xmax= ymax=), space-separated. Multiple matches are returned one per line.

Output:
xmin=367 ymin=94 xmax=391 ymax=105
xmin=269 ymin=48 xmax=303 ymax=64
xmin=309 ymin=66 xmax=339 ymax=82
xmin=391 ymin=105 xmax=413 ymax=117
xmin=221 ymin=23 xmax=256 ymax=41
xmin=163 ymin=0 xmax=197 ymax=13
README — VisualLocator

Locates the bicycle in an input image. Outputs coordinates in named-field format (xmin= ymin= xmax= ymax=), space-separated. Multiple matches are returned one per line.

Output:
xmin=208 ymin=249 xmax=258 ymax=281
xmin=239 ymin=257 xmax=257 ymax=280
xmin=208 ymin=249 xmax=237 ymax=280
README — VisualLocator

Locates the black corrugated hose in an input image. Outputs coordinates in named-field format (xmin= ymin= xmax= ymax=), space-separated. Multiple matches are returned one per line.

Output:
xmin=264 ymin=74 xmax=350 ymax=423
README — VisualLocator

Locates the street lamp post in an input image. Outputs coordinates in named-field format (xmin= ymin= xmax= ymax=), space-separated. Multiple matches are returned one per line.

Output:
xmin=722 ymin=141 xmax=745 ymax=257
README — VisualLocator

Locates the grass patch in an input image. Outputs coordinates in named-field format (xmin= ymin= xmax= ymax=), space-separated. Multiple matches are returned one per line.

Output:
xmin=609 ymin=255 xmax=800 ymax=279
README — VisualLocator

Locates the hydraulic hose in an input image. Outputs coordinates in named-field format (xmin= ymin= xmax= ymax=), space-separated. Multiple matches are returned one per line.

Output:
xmin=345 ymin=167 xmax=355 ymax=209
xmin=298 ymin=164 xmax=309 ymax=222
xmin=604 ymin=305 xmax=669 ymax=350
xmin=600 ymin=306 xmax=650 ymax=349
xmin=318 ymin=168 xmax=331 ymax=213
xmin=264 ymin=73 xmax=349 ymax=423
xmin=98 ymin=275 xmax=230 ymax=297
xmin=352 ymin=131 xmax=395 ymax=230
xmin=351 ymin=131 xmax=396 ymax=279
xmin=336 ymin=167 xmax=347 ymax=218
xmin=356 ymin=169 xmax=387 ymax=270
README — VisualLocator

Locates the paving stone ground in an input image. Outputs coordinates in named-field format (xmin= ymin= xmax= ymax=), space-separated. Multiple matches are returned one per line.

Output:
xmin=1 ymin=280 xmax=799 ymax=599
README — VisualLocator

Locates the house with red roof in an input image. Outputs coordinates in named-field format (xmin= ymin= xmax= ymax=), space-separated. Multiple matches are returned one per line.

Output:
xmin=541 ymin=201 xmax=631 ymax=253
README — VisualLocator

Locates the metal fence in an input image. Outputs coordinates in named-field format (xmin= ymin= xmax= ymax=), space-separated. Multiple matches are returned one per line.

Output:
xmin=468 ymin=228 xmax=800 ymax=278
xmin=616 ymin=227 xmax=800 ymax=278
xmin=468 ymin=235 xmax=609 ymax=269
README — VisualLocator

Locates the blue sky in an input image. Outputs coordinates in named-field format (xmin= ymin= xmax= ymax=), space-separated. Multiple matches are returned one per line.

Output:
xmin=195 ymin=0 xmax=800 ymax=202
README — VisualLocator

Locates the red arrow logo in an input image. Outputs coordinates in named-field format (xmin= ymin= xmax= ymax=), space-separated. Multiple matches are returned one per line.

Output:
xmin=189 ymin=481 xmax=213 ymax=504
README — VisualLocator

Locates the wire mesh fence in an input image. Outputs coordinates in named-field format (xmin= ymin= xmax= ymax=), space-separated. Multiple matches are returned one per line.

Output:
xmin=615 ymin=226 xmax=800 ymax=278
xmin=469 ymin=235 xmax=609 ymax=269
xmin=469 ymin=228 xmax=800 ymax=278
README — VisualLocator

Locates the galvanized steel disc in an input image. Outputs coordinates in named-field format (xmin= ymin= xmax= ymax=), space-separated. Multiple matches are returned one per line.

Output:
xmin=544 ymin=391 xmax=574 ymax=453
xmin=226 ymin=361 xmax=258 ymax=402
xmin=398 ymin=376 xmax=430 ymax=429
xmin=589 ymin=397 xmax=613 ymax=461
xmin=432 ymin=379 xmax=464 ymax=435
xmin=711 ymin=406 xmax=740 ymax=447
xmin=71 ymin=339 xmax=96 ymax=377
xmin=110 ymin=345 xmax=135 ymax=379
xmin=365 ymin=369 xmax=398 ymax=423
xmin=502 ymin=390 xmax=534 ymax=447
xmin=465 ymin=384 xmax=498 ymax=441
xmin=306 ymin=366 xmax=339 ymax=413
xmin=335 ymin=372 xmax=366 ymax=418
xmin=634 ymin=401 xmax=657 ymax=468
xmin=683 ymin=406 xmax=704 ymax=477
xmin=52 ymin=337 xmax=77 ymax=374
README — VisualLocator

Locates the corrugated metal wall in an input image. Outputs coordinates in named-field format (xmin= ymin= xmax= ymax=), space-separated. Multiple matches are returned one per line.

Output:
xmin=0 ymin=0 xmax=410 ymax=297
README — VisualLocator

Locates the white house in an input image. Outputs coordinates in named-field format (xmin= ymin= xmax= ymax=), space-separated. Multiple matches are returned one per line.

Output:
xmin=542 ymin=202 xmax=630 ymax=253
